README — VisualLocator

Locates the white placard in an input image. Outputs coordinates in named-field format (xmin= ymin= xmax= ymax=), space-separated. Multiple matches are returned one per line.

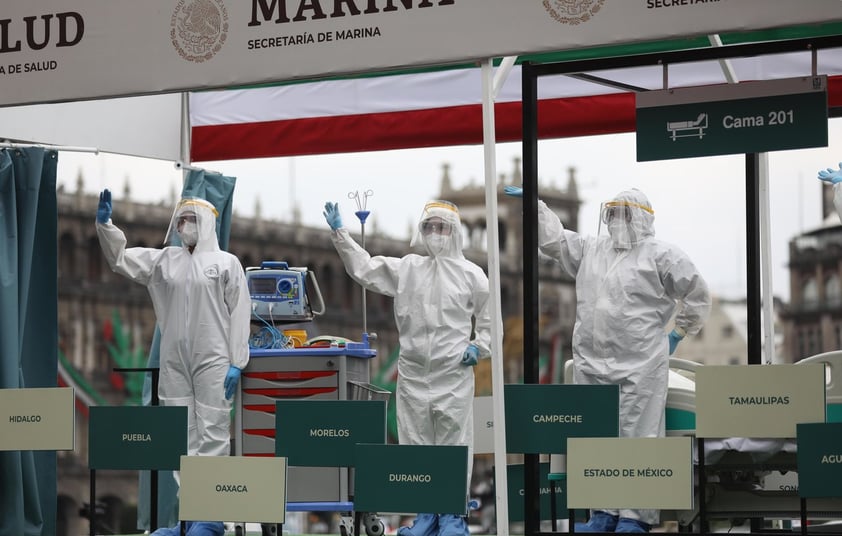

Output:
xmin=567 ymin=437 xmax=693 ymax=510
xmin=0 ymin=387 xmax=75 ymax=451
xmin=695 ymin=364 xmax=826 ymax=438
xmin=473 ymin=396 xmax=494 ymax=455
xmin=179 ymin=455 xmax=287 ymax=524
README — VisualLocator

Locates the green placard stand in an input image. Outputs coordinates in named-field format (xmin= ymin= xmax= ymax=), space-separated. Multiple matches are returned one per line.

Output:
xmin=503 ymin=462 xmax=568 ymax=522
xmin=275 ymin=400 xmax=387 ymax=465
xmin=504 ymin=384 xmax=619 ymax=453
xmin=88 ymin=405 xmax=186 ymax=536
xmin=354 ymin=444 xmax=468 ymax=514
xmin=276 ymin=399 xmax=388 ymax=536
xmin=504 ymin=384 xmax=619 ymax=529
xmin=797 ymin=422 xmax=842 ymax=535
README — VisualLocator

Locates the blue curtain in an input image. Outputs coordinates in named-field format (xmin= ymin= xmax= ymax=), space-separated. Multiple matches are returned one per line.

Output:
xmin=138 ymin=168 xmax=237 ymax=531
xmin=0 ymin=148 xmax=58 ymax=536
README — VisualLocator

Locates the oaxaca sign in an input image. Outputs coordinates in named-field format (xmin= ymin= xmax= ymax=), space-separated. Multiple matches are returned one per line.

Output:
xmin=2 ymin=0 xmax=842 ymax=107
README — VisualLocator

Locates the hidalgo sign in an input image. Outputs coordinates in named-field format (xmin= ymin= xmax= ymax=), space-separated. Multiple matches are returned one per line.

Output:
xmin=2 ymin=0 xmax=842 ymax=107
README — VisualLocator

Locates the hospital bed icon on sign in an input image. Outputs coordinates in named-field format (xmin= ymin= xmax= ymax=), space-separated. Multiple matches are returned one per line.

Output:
xmin=666 ymin=113 xmax=708 ymax=140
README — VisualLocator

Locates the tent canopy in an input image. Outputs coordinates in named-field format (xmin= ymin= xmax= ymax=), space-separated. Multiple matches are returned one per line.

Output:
xmin=190 ymin=23 xmax=842 ymax=161
xmin=1 ymin=23 xmax=841 ymax=162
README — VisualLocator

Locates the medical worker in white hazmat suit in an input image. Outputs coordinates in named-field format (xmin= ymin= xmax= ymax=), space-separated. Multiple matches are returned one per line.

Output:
xmin=818 ymin=162 xmax=842 ymax=220
xmin=96 ymin=190 xmax=251 ymax=461
xmin=323 ymin=200 xmax=491 ymax=536
xmin=506 ymin=186 xmax=710 ymax=533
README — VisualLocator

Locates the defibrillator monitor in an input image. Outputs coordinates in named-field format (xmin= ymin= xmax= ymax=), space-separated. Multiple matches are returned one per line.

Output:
xmin=246 ymin=261 xmax=324 ymax=323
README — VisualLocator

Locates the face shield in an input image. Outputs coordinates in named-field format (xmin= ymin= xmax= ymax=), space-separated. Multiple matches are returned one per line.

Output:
xmin=410 ymin=200 xmax=463 ymax=257
xmin=597 ymin=191 xmax=655 ymax=249
xmin=164 ymin=197 xmax=219 ymax=249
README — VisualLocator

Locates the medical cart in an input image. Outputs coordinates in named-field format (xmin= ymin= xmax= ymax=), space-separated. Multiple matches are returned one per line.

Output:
xmin=234 ymin=341 xmax=388 ymax=536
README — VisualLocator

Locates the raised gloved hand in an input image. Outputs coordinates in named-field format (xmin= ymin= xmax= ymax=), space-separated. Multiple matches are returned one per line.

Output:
xmin=818 ymin=162 xmax=842 ymax=185
xmin=503 ymin=185 xmax=523 ymax=198
xmin=461 ymin=344 xmax=479 ymax=366
xmin=323 ymin=201 xmax=343 ymax=230
xmin=96 ymin=189 xmax=112 ymax=224
xmin=224 ymin=365 xmax=242 ymax=400
xmin=668 ymin=329 xmax=685 ymax=355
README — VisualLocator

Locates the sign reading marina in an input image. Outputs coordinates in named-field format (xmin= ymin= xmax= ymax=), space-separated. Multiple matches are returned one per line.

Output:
xmin=636 ymin=76 xmax=828 ymax=161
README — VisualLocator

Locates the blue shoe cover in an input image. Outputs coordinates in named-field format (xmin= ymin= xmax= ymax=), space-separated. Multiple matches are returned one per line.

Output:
xmin=151 ymin=521 xmax=225 ymax=536
xmin=614 ymin=518 xmax=651 ymax=533
xmin=574 ymin=511 xmax=619 ymax=532
xmin=150 ymin=527 xmax=179 ymax=536
xmin=185 ymin=521 xmax=225 ymax=536
xmin=437 ymin=514 xmax=469 ymax=536
xmin=398 ymin=513 xmax=439 ymax=536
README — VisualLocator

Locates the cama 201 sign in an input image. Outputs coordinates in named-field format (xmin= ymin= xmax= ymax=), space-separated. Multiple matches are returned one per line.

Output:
xmin=636 ymin=76 xmax=829 ymax=161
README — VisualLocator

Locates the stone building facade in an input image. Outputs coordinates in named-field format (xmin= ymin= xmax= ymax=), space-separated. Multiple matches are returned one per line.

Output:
xmin=781 ymin=183 xmax=842 ymax=362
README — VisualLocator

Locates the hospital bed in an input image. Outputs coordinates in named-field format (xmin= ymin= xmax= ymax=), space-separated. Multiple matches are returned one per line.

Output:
xmin=561 ymin=353 xmax=842 ymax=531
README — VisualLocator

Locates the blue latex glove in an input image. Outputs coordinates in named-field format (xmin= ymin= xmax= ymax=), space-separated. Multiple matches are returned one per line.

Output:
xmin=323 ymin=201 xmax=343 ymax=230
xmin=818 ymin=162 xmax=842 ymax=184
xmin=96 ymin=189 xmax=112 ymax=223
xmin=461 ymin=344 xmax=479 ymax=366
xmin=224 ymin=365 xmax=241 ymax=400
xmin=668 ymin=329 xmax=684 ymax=355
xmin=503 ymin=185 xmax=523 ymax=198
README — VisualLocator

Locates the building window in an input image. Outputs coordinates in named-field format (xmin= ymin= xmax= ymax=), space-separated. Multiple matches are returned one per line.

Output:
xmin=836 ymin=324 xmax=842 ymax=350
xmin=826 ymin=274 xmax=842 ymax=308
xmin=803 ymin=277 xmax=819 ymax=309
xmin=807 ymin=327 xmax=819 ymax=358
xmin=59 ymin=233 xmax=76 ymax=278
xmin=87 ymin=237 xmax=102 ymax=281
xmin=721 ymin=325 xmax=734 ymax=338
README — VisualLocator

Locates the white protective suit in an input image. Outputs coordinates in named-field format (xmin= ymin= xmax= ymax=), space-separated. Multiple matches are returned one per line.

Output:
xmin=833 ymin=182 xmax=842 ymax=221
xmin=96 ymin=197 xmax=251 ymax=458
xmin=329 ymin=201 xmax=491 ymax=487
xmin=539 ymin=189 xmax=710 ymax=526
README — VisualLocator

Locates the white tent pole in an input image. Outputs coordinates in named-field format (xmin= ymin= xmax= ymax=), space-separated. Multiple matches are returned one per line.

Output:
xmin=481 ymin=57 xmax=509 ymax=536
xmin=708 ymin=34 xmax=739 ymax=84
xmin=492 ymin=56 xmax=517 ymax=100
xmin=0 ymin=142 xmax=98 ymax=153
xmin=180 ymin=92 xmax=191 ymax=165
xmin=179 ymin=92 xmax=191 ymax=185
xmin=758 ymin=152 xmax=777 ymax=364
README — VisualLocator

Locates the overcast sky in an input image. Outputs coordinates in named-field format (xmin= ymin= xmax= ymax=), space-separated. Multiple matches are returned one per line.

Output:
xmin=57 ymin=118 xmax=842 ymax=303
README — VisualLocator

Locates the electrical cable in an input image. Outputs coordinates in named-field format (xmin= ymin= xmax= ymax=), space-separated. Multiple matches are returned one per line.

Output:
xmin=248 ymin=307 xmax=293 ymax=349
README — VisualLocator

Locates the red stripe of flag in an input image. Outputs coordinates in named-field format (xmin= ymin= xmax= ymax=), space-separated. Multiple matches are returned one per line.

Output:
xmin=191 ymin=75 xmax=842 ymax=162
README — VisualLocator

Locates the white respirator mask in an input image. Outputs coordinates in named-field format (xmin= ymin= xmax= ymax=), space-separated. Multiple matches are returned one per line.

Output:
xmin=425 ymin=234 xmax=449 ymax=256
xmin=178 ymin=222 xmax=199 ymax=247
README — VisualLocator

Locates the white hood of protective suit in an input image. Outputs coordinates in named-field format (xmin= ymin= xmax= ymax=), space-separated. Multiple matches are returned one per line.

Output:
xmin=601 ymin=188 xmax=655 ymax=249
xmin=167 ymin=197 xmax=221 ymax=254
xmin=409 ymin=200 xmax=465 ymax=259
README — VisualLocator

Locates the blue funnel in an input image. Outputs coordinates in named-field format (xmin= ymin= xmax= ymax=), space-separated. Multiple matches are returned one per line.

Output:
xmin=355 ymin=210 xmax=370 ymax=224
